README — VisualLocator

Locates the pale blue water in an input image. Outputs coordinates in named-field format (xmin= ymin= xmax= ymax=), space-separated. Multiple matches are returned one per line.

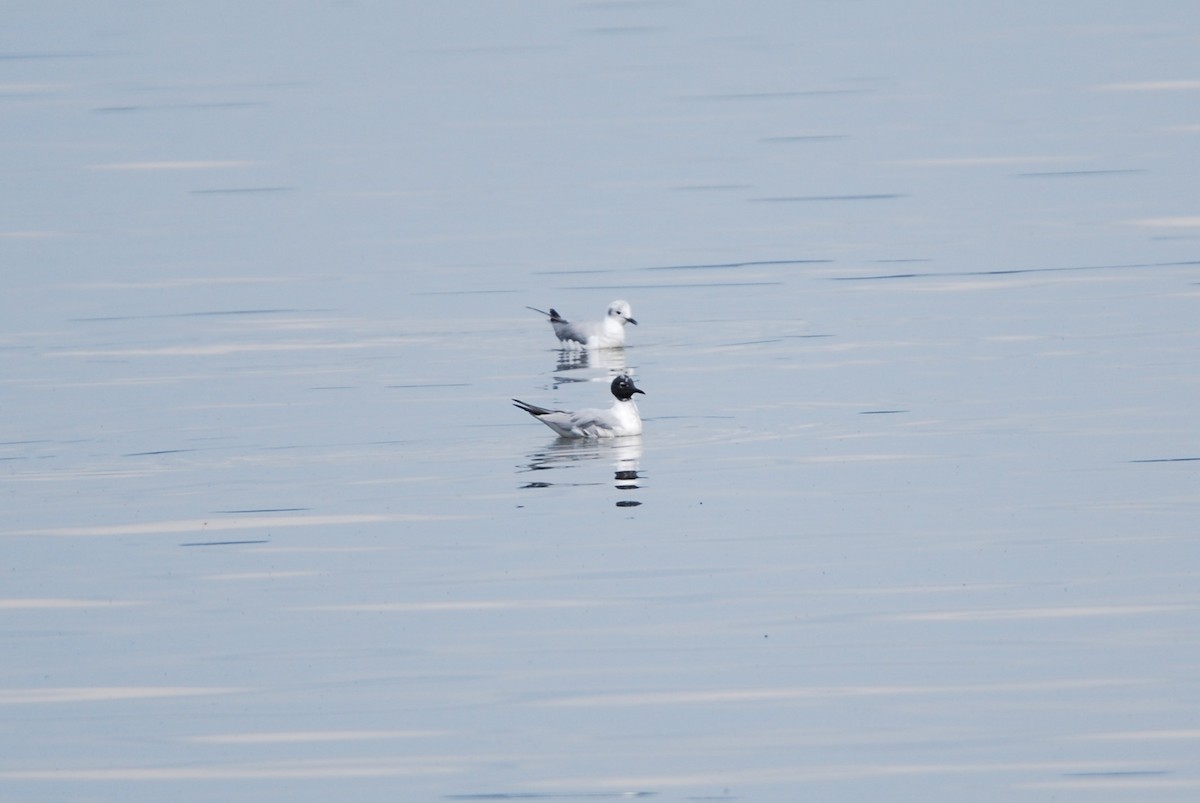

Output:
xmin=3 ymin=2 xmax=1200 ymax=801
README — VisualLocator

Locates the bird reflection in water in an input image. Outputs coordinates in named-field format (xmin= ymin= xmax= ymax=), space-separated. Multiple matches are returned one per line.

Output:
xmin=551 ymin=346 xmax=628 ymax=389
xmin=519 ymin=436 xmax=643 ymax=507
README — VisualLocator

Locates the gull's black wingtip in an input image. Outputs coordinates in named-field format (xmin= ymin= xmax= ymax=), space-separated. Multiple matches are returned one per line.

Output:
xmin=525 ymin=305 xmax=567 ymax=323
xmin=513 ymin=399 xmax=541 ymax=415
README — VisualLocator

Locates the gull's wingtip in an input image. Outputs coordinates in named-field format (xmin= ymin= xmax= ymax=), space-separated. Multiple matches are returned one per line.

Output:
xmin=527 ymin=305 xmax=568 ymax=323
xmin=513 ymin=399 xmax=546 ymax=416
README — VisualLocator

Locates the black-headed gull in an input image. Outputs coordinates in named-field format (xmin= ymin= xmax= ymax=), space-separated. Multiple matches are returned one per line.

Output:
xmin=513 ymin=375 xmax=645 ymax=438
xmin=527 ymin=300 xmax=637 ymax=349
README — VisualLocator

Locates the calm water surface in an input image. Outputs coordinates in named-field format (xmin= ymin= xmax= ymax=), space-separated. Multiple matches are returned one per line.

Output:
xmin=3 ymin=2 xmax=1199 ymax=801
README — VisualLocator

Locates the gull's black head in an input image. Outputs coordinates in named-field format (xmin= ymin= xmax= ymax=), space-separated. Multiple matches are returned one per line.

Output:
xmin=611 ymin=374 xmax=645 ymax=401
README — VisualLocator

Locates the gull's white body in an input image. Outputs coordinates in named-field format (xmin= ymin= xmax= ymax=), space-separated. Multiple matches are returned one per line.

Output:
xmin=533 ymin=300 xmax=637 ymax=349
xmin=513 ymin=376 xmax=645 ymax=439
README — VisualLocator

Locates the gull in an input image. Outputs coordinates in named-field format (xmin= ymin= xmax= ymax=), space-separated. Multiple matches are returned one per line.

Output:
xmin=526 ymin=300 xmax=637 ymax=349
xmin=513 ymin=375 xmax=646 ymax=438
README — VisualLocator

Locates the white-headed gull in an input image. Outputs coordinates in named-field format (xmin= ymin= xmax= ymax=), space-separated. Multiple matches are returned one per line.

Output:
xmin=513 ymin=375 xmax=645 ymax=438
xmin=527 ymin=300 xmax=637 ymax=349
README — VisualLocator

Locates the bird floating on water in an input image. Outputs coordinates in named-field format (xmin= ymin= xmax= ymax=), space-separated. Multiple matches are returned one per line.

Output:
xmin=527 ymin=300 xmax=637 ymax=349
xmin=513 ymin=375 xmax=645 ymax=438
